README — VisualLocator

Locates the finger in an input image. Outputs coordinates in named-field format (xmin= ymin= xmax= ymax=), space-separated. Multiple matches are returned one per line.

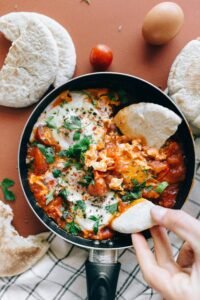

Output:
xmin=132 ymin=233 xmax=157 ymax=266
xmin=151 ymin=206 xmax=200 ymax=255
xmin=132 ymin=233 xmax=172 ymax=293
xmin=150 ymin=226 xmax=180 ymax=274
xmin=176 ymin=241 xmax=194 ymax=268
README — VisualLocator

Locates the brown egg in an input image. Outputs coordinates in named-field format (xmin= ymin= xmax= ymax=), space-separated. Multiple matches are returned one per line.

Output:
xmin=142 ymin=2 xmax=184 ymax=45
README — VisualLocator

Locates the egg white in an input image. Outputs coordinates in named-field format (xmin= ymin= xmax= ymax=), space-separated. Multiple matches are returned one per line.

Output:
xmin=36 ymin=91 xmax=116 ymax=232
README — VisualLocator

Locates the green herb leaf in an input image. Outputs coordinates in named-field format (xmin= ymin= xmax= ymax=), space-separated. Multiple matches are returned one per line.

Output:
xmin=46 ymin=189 xmax=55 ymax=205
xmin=59 ymin=189 xmax=69 ymax=200
xmin=78 ymin=170 xmax=94 ymax=187
xmin=100 ymin=91 xmax=117 ymax=101
xmin=59 ymin=136 xmax=91 ymax=161
xmin=89 ymin=215 xmax=98 ymax=221
xmin=64 ymin=116 xmax=81 ymax=131
xmin=73 ymin=131 xmax=81 ymax=141
xmin=73 ymin=162 xmax=83 ymax=170
xmin=93 ymin=221 xmax=99 ymax=235
xmin=45 ymin=116 xmax=57 ymax=129
xmin=145 ymin=185 xmax=153 ymax=192
xmin=92 ymin=99 xmax=98 ymax=107
xmin=122 ymin=180 xmax=146 ymax=202
xmin=155 ymin=182 xmax=169 ymax=194
xmin=64 ymin=159 xmax=83 ymax=170
xmin=52 ymin=169 xmax=62 ymax=178
xmin=132 ymin=179 xmax=146 ymax=190
xmin=117 ymin=89 xmax=129 ymax=104
xmin=4 ymin=190 xmax=15 ymax=201
xmin=1 ymin=178 xmax=15 ymax=188
xmin=122 ymin=191 xmax=142 ymax=202
xmin=105 ymin=203 xmax=118 ymax=214
xmin=0 ymin=178 xmax=15 ymax=201
xmin=89 ymin=215 xmax=100 ymax=234
xmin=74 ymin=200 xmax=86 ymax=212
xmin=65 ymin=221 xmax=81 ymax=235
xmin=37 ymin=144 xmax=55 ymax=164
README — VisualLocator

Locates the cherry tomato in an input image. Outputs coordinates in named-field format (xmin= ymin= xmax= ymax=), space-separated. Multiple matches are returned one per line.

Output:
xmin=90 ymin=44 xmax=113 ymax=70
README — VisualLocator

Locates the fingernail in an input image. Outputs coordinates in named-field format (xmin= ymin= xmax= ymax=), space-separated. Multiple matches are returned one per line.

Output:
xmin=151 ymin=205 xmax=167 ymax=222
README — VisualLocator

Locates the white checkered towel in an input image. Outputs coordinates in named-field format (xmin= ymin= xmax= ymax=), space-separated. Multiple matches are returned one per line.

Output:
xmin=0 ymin=138 xmax=199 ymax=300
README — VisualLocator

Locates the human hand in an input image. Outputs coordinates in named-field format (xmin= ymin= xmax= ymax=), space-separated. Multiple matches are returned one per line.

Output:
xmin=132 ymin=206 xmax=200 ymax=300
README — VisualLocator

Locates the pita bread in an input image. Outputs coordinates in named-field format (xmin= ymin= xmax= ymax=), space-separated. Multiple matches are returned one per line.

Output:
xmin=111 ymin=198 xmax=156 ymax=234
xmin=0 ymin=200 xmax=49 ymax=277
xmin=0 ymin=19 xmax=58 ymax=107
xmin=0 ymin=12 xmax=76 ymax=87
xmin=114 ymin=102 xmax=181 ymax=149
xmin=168 ymin=39 xmax=200 ymax=134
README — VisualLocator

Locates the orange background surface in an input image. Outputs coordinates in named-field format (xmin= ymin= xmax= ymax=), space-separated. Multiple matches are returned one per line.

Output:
xmin=0 ymin=0 xmax=199 ymax=236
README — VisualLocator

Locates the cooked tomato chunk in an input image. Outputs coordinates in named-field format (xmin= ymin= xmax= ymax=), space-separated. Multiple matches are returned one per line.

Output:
xmin=32 ymin=147 xmax=48 ymax=175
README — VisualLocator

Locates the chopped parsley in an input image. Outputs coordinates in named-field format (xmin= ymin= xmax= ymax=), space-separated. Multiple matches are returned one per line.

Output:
xmin=59 ymin=136 xmax=91 ymax=161
xmin=155 ymin=182 xmax=169 ymax=194
xmin=52 ymin=169 xmax=62 ymax=178
xmin=78 ymin=170 xmax=94 ymax=187
xmin=101 ymin=91 xmax=117 ymax=101
xmin=74 ymin=200 xmax=86 ymax=212
xmin=105 ymin=202 xmax=118 ymax=214
xmin=45 ymin=116 xmax=57 ymax=129
xmin=117 ymin=89 xmax=129 ymax=104
xmin=89 ymin=216 xmax=100 ymax=235
xmin=37 ymin=143 xmax=55 ymax=164
xmin=64 ymin=116 xmax=81 ymax=131
xmin=145 ymin=185 xmax=153 ymax=192
xmin=122 ymin=179 xmax=146 ymax=202
xmin=59 ymin=189 xmax=69 ymax=201
xmin=73 ymin=131 xmax=81 ymax=141
xmin=0 ymin=178 xmax=15 ymax=201
xmin=64 ymin=159 xmax=83 ymax=170
xmin=65 ymin=220 xmax=81 ymax=235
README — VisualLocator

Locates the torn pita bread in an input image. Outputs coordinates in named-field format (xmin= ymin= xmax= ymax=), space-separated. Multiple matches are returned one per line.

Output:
xmin=111 ymin=198 xmax=156 ymax=234
xmin=0 ymin=200 xmax=49 ymax=277
xmin=168 ymin=39 xmax=200 ymax=134
xmin=0 ymin=12 xmax=76 ymax=87
xmin=0 ymin=19 xmax=58 ymax=107
xmin=114 ymin=102 xmax=182 ymax=149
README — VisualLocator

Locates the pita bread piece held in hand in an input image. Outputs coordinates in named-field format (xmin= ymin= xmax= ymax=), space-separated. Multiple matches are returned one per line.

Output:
xmin=111 ymin=198 xmax=156 ymax=234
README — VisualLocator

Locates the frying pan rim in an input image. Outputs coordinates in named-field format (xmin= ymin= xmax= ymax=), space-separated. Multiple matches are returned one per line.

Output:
xmin=18 ymin=71 xmax=196 ymax=250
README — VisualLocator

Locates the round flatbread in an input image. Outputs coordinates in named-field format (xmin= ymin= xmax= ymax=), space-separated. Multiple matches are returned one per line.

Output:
xmin=168 ymin=39 xmax=200 ymax=134
xmin=111 ymin=198 xmax=156 ymax=234
xmin=0 ymin=12 xmax=76 ymax=87
xmin=114 ymin=102 xmax=182 ymax=149
xmin=0 ymin=200 xmax=49 ymax=277
xmin=0 ymin=19 xmax=58 ymax=107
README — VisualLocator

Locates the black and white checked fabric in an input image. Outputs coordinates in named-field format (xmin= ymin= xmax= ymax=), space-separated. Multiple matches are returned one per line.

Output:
xmin=0 ymin=138 xmax=199 ymax=300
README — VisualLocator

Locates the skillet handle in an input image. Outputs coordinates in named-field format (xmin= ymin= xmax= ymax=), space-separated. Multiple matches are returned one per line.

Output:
xmin=85 ymin=260 xmax=121 ymax=300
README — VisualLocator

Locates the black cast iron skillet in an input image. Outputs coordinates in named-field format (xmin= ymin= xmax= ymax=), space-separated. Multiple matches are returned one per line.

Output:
xmin=19 ymin=72 xmax=195 ymax=300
